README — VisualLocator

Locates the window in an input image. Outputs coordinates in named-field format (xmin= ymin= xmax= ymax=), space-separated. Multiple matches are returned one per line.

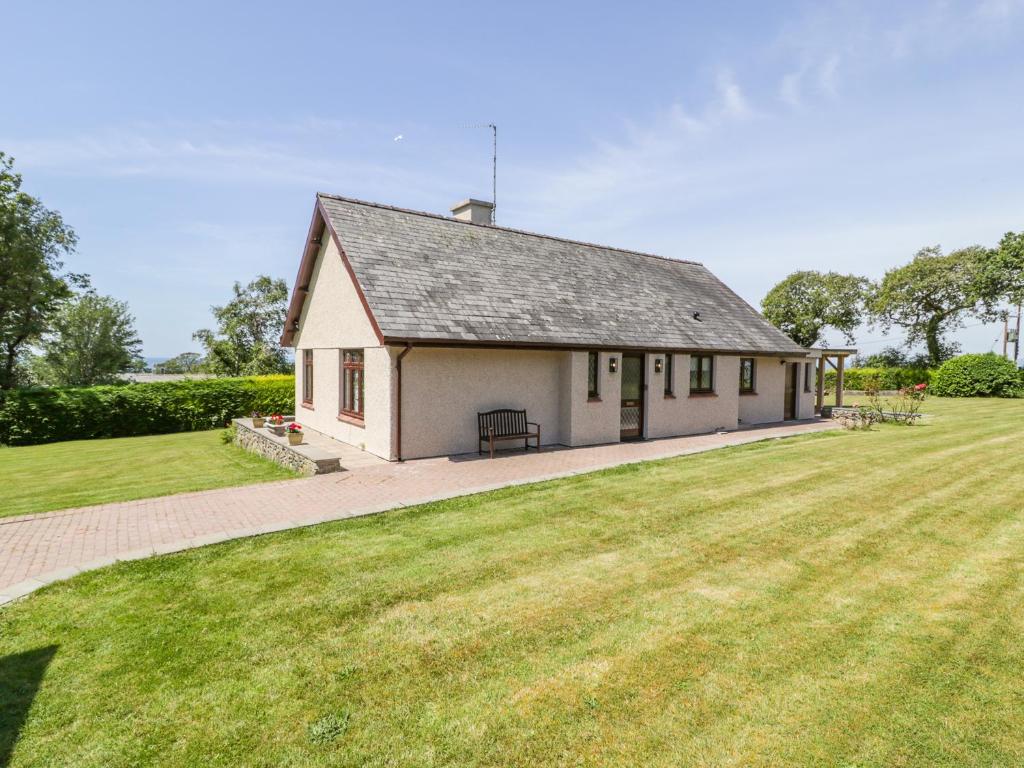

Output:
xmin=341 ymin=349 xmax=365 ymax=420
xmin=587 ymin=351 xmax=599 ymax=399
xmin=302 ymin=349 xmax=314 ymax=404
xmin=804 ymin=362 xmax=813 ymax=393
xmin=739 ymin=357 xmax=755 ymax=393
xmin=690 ymin=355 xmax=714 ymax=393
xmin=664 ymin=353 xmax=674 ymax=396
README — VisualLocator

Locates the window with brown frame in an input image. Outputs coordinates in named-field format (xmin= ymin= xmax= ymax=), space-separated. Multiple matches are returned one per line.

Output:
xmin=340 ymin=349 xmax=365 ymax=420
xmin=804 ymin=362 xmax=813 ymax=393
xmin=302 ymin=349 xmax=314 ymax=404
xmin=739 ymin=357 xmax=756 ymax=393
xmin=690 ymin=354 xmax=714 ymax=393
xmin=587 ymin=351 xmax=599 ymax=399
xmin=664 ymin=353 xmax=674 ymax=396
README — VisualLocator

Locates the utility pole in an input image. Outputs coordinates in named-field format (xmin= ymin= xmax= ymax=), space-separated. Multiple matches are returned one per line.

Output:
xmin=1004 ymin=314 xmax=1010 ymax=359
xmin=1014 ymin=304 xmax=1022 ymax=366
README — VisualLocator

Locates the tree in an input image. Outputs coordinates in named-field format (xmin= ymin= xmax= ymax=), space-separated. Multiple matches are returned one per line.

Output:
xmin=868 ymin=245 xmax=1010 ymax=367
xmin=153 ymin=352 xmax=205 ymax=374
xmin=0 ymin=152 xmax=83 ymax=389
xmin=193 ymin=275 xmax=290 ymax=376
xmin=33 ymin=292 xmax=144 ymax=386
xmin=761 ymin=271 xmax=869 ymax=347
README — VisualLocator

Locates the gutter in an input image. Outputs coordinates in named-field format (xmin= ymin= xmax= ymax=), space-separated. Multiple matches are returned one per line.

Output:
xmin=395 ymin=343 xmax=413 ymax=461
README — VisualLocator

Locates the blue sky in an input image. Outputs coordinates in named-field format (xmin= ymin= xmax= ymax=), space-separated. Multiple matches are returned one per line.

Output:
xmin=5 ymin=0 xmax=1024 ymax=358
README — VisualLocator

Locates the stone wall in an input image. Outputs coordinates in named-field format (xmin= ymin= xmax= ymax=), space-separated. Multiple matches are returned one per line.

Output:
xmin=233 ymin=419 xmax=338 ymax=476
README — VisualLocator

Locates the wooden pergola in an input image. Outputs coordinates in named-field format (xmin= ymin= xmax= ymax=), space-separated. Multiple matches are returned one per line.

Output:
xmin=811 ymin=348 xmax=857 ymax=415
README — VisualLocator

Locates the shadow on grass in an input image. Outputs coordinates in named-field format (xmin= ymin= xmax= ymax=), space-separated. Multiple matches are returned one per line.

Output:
xmin=0 ymin=645 xmax=57 ymax=767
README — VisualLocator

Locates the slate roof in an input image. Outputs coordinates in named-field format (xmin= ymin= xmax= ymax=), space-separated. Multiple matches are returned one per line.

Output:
xmin=283 ymin=194 xmax=807 ymax=355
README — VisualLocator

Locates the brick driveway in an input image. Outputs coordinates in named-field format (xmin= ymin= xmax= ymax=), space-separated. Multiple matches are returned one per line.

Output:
xmin=0 ymin=420 xmax=836 ymax=605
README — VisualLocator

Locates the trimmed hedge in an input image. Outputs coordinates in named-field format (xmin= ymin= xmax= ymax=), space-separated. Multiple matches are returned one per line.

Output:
xmin=930 ymin=354 xmax=1022 ymax=398
xmin=824 ymin=366 xmax=932 ymax=391
xmin=0 ymin=375 xmax=295 ymax=446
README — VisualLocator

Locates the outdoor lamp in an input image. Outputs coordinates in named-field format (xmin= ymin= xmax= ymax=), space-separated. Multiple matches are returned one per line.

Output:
xmin=609 ymin=357 xmax=618 ymax=373
xmin=654 ymin=357 xmax=664 ymax=374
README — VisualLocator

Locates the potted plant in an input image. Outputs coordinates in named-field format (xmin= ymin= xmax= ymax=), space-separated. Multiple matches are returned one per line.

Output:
xmin=267 ymin=413 xmax=287 ymax=436
xmin=251 ymin=411 xmax=265 ymax=428
xmin=287 ymin=423 xmax=303 ymax=446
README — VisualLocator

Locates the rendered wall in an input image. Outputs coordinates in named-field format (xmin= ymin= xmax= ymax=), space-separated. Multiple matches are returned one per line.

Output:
xmin=560 ymin=350 xmax=622 ymax=447
xmin=399 ymin=347 xmax=565 ymax=459
xmin=645 ymin=354 xmax=741 ymax=438
xmin=737 ymin=356 xmax=786 ymax=425
xmin=291 ymin=235 xmax=392 ymax=460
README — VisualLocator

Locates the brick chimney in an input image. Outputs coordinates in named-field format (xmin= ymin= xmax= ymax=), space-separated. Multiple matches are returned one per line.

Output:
xmin=450 ymin=199 xmax=494 ymax=225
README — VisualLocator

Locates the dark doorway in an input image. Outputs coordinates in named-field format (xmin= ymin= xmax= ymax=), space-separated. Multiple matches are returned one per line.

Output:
xmin=784 ymin=362 xmax=798 ymax=420
xmin=1 ymin=645 xmax=57 ymax=767
xmin=620 ymin=353 xmax=645 ymax=439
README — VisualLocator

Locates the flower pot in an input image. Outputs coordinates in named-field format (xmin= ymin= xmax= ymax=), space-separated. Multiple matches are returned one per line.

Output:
xmin=267 ymin=423 xmax=286 ymax=436
xmin=252 ymin=417 xmax=265 ymax=428
xmin=287 ymin=432 xmax=303 ymax=446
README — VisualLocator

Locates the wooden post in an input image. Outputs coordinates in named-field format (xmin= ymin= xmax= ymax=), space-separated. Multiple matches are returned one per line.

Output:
xmin=815 ymin=358 xmax=825 ymax=415
xmin=835 ymin=355 xmax=845 ymax=408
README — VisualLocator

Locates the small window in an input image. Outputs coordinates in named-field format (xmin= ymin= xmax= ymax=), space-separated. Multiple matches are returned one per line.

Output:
xmin=587 ymin=351 xmax=599 ymax=399
xmin=664 ymin=353 xmax=674 ymax=396
xmin=690 ymin=355 xmax=714 ymax=393
xmin=804 ymin=362 xmax=813 ymax=393
xmin=302 ymin=349 xmax=314 ymax=404
xmin=341 ymin=349 xmax=365 ymax=419
xmin=739 ymin=358 xmax=756 ymax=393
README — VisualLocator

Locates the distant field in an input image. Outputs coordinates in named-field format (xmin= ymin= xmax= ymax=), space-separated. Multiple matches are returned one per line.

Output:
xmin=0 ymin=430 xmax=296 ymax=518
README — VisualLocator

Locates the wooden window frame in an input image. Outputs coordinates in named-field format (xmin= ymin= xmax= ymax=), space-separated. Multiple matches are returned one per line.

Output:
xmin=689 ymin=354 xmax=715 ymax=394
xmin=804 ymin=362 xmax=813 ymax=393
xmin=587 ymin=351 xmax=600 ymax=401
xmin=739 ymin=357 xmax=756 ymax=394
xmin=340 ymin=349 xmax=365 ymax=422
xmin=302 ymin=349 xmax=314 ymax=406
xmin=664 ymin=353 xmax=674 ymax=397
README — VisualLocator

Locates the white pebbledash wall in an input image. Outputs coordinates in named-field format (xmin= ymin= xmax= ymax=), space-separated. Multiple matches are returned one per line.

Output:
xmin=291 ymin=235 xmax=817 ymax=461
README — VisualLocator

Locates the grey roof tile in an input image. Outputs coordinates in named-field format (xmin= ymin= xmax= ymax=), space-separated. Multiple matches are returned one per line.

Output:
xmin=317 ymin=194 xmax=806 ymax=355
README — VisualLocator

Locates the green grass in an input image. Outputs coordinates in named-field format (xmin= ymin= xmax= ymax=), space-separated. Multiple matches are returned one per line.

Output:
xmin=2 ymin=398 xmax=1023 ymax=766
xmin=0 ymin=430 xmax=297 ymax=518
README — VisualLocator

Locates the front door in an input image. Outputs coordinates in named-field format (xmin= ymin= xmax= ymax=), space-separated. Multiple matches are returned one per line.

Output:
xmin=620 ymin=353 xmax=645 ymax=440
xmin=784 ymin=362 xmax=798 ymax=420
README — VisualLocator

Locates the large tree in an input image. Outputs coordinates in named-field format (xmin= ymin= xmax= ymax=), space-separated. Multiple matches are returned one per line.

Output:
xmin=869 ymin=245 xmax=1014 ymax=367
xmin=761 ymin=271 xmax=869 ymax=347
xmin=193 ymin=275 xmax=290 ymax=376
xmin=0 ymin=152 xmax=82 ymax=389
xmin=33 ymin=292 xmax=144 ymax=386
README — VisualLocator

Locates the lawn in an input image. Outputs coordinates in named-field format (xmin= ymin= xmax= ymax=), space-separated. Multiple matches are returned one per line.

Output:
xmin=2 ymin=398 xmax=1023 ymax=766
xmin=0 ymin=430 xmax=297 ymax=518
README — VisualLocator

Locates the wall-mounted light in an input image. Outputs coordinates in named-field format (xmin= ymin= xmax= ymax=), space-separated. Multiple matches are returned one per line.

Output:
xmin=609 ymin=357 xmax=618 ymax=373
xmin=654 ymin=357 xmax=664 ymax=374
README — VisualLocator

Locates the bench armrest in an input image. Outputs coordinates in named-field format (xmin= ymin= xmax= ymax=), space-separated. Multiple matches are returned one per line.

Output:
xmin=526 ymin=422 xmax=540 ymax=429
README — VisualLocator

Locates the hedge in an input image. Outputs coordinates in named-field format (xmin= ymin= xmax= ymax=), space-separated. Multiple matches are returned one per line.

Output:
xmin=0 ymin=375 xmax=295 ymax=446
xmin=823 ymin=366 xmax=932 ymax=391
xmin=930 ymin=354 xmax=1022 ymax=398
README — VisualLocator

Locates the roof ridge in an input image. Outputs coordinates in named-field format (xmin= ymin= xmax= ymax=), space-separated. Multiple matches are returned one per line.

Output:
xmin=316 ymin=192 xmax=703 ymax=267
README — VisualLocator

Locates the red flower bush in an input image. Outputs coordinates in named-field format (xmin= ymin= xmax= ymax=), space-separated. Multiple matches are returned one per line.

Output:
xmin=287 ymin=423 xmax=302 ymax=433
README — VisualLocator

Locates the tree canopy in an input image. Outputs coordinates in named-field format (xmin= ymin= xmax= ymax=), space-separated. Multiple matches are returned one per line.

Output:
xmin=153 ymin=352 xmax=205 ymax=375
xmin=193 ymin=275 xmax=290 ymax=376
xmin=868 ymin=245 xmax=1008 ymax=367
xmin=33 ymin=292 xmax=144 ymax=386
xmin=0 ymin=152 xmax=82 ymax=389
xmin=761 ymin=271 xmax=869 ymax=348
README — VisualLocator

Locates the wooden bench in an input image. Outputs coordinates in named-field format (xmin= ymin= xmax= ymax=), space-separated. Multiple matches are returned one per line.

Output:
xmin=478 ymin=409 xmax=541 ymax=458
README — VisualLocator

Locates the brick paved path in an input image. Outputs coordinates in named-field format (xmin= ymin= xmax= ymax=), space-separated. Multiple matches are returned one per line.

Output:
xmin=0 ymin=420 xmax=836 ymax=604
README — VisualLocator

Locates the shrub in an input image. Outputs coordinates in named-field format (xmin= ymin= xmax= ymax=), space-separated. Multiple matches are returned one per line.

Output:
xmin=0 ymin=375 xmax=295 ymax=446
xmin=823 ymin=366 xmax=932 ymax=391
xmin=930 ymin=354 xmax=1022 ymax=398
